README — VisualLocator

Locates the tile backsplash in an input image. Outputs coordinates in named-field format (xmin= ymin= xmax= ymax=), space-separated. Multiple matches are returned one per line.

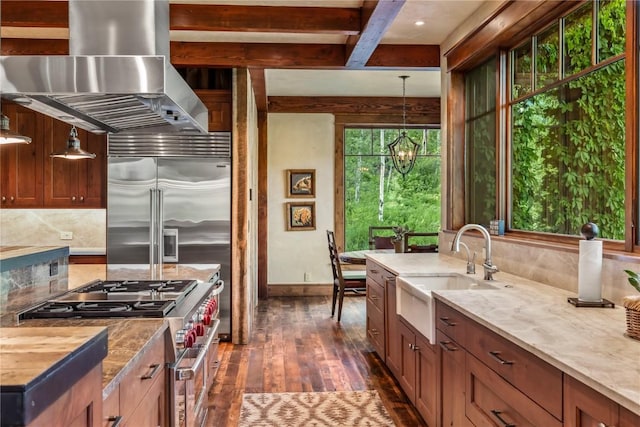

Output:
xmin=0 ymin=209 xmax=106 ymax=253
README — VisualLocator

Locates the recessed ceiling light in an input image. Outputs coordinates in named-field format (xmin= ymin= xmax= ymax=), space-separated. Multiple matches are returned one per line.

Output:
xmin=415 ymin=20 xmax=425 ymax=26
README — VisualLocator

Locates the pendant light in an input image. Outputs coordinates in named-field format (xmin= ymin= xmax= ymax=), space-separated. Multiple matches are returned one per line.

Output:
xmin=50 ymin=125 xmax=96 ymax=159
xmin=0 ymin=114 xmax=32 ymax=144
xmin=387 ymin=75 xmax=419 ymax=178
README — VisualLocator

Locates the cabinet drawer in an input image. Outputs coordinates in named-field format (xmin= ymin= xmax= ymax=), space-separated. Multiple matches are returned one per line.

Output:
xmin=366 ymin=260 xmax=393 ymax=287
xmin=366 ymin=278 xmax=385 ymax=313
xmin=466 ymin=354 xmax=562 ymax=427
xmin=366 ymin=299 xmax=385 ymax=358
xmin=466 ymin=319 xmax=563 ymax=419
xmin=102 ymin=387 xmax=120 ymax=427
xmin=120 ymin=335 xmax=166 ymax=419
xmin=434 ymin=300 xmax=468 ymax=347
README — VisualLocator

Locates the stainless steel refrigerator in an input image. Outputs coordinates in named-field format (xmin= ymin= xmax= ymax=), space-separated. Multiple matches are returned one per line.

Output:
xmin=106 ymin=133 xmax=232 ymax=340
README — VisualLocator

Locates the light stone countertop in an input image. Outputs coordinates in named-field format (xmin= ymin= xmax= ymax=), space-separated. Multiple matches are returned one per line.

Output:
xmin=0 ymin=246 xmax=69 ymax=261
xmin=366 ymin=252 xmax=640 ymax=416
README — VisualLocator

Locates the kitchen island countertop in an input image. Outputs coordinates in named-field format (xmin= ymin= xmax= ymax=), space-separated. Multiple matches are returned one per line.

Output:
xmin=366 ymin=252 xmax=640 ymax=416
xmin=1 ymin=263 xmax=220 ymax=399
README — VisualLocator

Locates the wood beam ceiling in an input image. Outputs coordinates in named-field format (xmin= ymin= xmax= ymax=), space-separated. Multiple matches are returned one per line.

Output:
xmin=0 ymin=0 xmax=439 ymax=69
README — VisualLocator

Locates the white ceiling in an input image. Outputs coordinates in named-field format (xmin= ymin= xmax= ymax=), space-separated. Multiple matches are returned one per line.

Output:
xmin=168 ymin=0 xmax=488 ymax=97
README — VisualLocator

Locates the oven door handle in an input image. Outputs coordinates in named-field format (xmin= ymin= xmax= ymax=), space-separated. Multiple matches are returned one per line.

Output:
xmin=209 ymin=279 xmax=224 ymax=297
xmin=176 ymin=320 xmax=220 ymax=381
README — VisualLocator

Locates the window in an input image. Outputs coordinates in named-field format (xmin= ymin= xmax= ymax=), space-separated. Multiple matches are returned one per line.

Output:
xmin=510 ymin=0 xmax=626 ymax=239
xmin=343 ymin=127 xmax=441 ymax=250
xmin=465 ymin=59 xmax=497 ymax=226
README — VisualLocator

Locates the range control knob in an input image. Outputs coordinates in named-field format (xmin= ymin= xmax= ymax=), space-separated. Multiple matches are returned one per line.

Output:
xmin=203 ymin=314 xmax=211 ymax=326
xmin=184 ymin=331 xmax=195 ymax=348
xmin=195 ymin=323 xmax=205 ymax=336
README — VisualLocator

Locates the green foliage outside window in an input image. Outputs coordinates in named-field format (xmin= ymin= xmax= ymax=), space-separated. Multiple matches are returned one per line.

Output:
xmin=344 ymin=128 xmax=441 ymax=250
xmin=511 ymin=0 xmax=626 ymax=239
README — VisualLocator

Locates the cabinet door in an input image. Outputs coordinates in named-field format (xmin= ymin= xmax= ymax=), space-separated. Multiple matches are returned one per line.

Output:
xmin=397 ymin=319 xmax=417 ymax=403
xmin=0 ymin=103 xmax=44 ymax=207
xmin=437 ymin=329 xmax=469 ymax=427
xmin=564 ymin=375 xmax=618 ymax=427
xmin=619 ymin=406 xmax=640 ymax=427
xmin=415 ymin=333 xmax=436 ymax=427
xmin=123 ymin=368 xmax=166 ymax=427
xmin=385 ymin=277 xmax=402 ymax=379
xmin=44 ymin=121 xmax=106 ymax=207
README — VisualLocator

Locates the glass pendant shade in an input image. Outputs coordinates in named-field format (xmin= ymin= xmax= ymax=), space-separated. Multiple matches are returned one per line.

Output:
xmin=50 ymin=126 xmax=96 ymax=159
xmin=387 ymin=75 xmax=418 ymax=178
xmin=388 ymin=131 xmax=419 ymax=177
xmin=0 ymin=114 xmax=32 ymax=144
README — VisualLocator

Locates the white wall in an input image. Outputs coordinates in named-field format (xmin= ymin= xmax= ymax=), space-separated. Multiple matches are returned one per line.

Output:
xmin=267 ymin=113 xmax=334 ymax=285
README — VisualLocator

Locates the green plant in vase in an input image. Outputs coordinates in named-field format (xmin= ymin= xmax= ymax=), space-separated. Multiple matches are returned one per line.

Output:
xmin=391 ymin=226 xmax=411 ymax=253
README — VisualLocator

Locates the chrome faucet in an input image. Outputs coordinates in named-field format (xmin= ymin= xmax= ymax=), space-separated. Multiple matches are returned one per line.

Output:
xmin=451 ymin=224 xmax=498 ymax=280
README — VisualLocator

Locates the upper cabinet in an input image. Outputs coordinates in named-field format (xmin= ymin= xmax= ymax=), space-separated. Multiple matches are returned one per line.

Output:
xmin=0 ymin=103 xmax=44 ymax=207
xmin=44 ymin=119 xmax=106 ymax=208
xmin=1 ymin=101 xmax=107 ymax=209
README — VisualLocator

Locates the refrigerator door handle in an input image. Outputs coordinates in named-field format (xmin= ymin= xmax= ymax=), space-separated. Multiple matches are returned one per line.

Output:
xmin=149 ymin=189 xmax=157 ymax=272
xmin=157 ymin=189 xmax=164 ymax=273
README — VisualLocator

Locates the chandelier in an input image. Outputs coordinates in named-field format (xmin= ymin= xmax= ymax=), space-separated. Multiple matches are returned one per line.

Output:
xmin=387 ymin=75 xmax=419 ymax=178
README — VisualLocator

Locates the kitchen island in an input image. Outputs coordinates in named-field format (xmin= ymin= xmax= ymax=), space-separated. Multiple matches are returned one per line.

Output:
xmin=0 ymin=262 xmax=221 ymax=424
xmin=365 ymin=252 xmax=640 ymax=421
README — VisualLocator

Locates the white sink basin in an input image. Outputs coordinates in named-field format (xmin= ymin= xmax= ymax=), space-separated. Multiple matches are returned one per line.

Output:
xmin=396 ymin=274 xmax=500 ymax=343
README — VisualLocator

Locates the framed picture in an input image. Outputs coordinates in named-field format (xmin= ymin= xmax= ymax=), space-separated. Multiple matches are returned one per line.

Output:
xmin=286 ymin=202 xmax=316 ymax=231
xmin=286 ymin=169 xmax=315 ymax=198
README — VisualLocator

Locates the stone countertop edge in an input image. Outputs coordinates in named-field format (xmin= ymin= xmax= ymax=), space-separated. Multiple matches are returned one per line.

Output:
xmin=0 ymin=326 xmax=108 ymax=426
xmin=0 ymin=246 xmax=69 ymax=272
xmin=366 ymin=252 xmax=640 ymax=417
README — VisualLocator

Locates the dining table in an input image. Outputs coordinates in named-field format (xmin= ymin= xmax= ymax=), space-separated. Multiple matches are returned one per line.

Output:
xmin=338 ymin=248 xmax=394 ymax=265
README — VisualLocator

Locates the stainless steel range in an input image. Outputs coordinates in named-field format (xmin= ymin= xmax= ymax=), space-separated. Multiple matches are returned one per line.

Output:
xmin=18 ymin=273 xmax=224 ymax=427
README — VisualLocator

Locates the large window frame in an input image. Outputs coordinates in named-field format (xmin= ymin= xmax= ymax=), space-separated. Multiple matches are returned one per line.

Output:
xmin=445 ymin=0 xmax=639 ymax=254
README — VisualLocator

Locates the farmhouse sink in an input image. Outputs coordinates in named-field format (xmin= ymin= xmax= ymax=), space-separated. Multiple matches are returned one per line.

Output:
xmin=396 ymin=274 xmax=500 ymax=343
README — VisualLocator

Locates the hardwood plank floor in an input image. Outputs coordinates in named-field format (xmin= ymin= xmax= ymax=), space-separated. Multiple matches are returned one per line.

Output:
xmin=205 ymin=295 xmax=427 ymax=427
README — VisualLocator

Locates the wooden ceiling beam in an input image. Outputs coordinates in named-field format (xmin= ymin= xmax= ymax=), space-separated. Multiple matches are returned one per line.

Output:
xmin=170 ymin=4 xmax=360 ymax=35
xmin=1 ymin=38 xmax=440 ymax=69
xmin=1 ymin=1 xmax=68 ymax=28
xmin=248 ymin=68 xmax=268 ymax=112
xmin=345 ymin=0 xmax=405 ymax=68
xmin=268 ymin=96 xmax=440 ymax=116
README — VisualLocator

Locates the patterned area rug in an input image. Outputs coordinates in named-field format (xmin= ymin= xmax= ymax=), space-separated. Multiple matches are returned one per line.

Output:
xmin=239 ymin=390 xmax=396 ymax=427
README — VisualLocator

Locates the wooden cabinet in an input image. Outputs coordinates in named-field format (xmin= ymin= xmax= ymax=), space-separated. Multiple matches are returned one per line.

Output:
xmin=564 ymin=375 xmax=640 ymax=427
xmin=1 ymin=101 xmax=107 ymax=209
xmin=437 ymin=329 xmax=470 ymax=427
xmin=366 ymin=260 xmax=393 ymax=360
xmin=102 ymin=334 xmax=168 ymax=427
xmin=0 ymin=102 xmax=44 ymax=207
xmin=29 ymin=365 xmax=103 ymax=427
xmin=195 ymin=90 xmax=232 ymax=131
xmin=397 ymin=318 xmax=437 ymax=427
xmin=44 ymin=119 xmax=106 ymax=208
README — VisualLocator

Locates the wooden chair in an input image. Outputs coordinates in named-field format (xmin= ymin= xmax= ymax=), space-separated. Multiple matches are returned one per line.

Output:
xmin=404 ymin=232 xmax=439 ymax=253
xmin=368 ymin=226 xmax=396 ymax=249
xmin=326 ymin=230 xmax=366 ymax=321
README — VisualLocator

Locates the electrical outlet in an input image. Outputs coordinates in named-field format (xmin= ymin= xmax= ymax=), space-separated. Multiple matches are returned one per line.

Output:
xmin=60 ymin=231 xmax=73 ymax=240
xmin=304 ymin=272 xmax=311 ymax=282
xmin=49 ymin=262 xmax=58 ymax=276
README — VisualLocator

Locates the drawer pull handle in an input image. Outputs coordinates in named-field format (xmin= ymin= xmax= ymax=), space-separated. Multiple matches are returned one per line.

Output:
xmin=408 ymin=343 xmax=420 ymax=351
xmin=489 ymin=351 xmax=514 ymax=365
xmin=370 ymin=295 xmax=378 ymax=300
xmin=491 ymin=410 xmax=516 ymax=427
xmin=439 ymin=341 xmax=458 ymax=352
xmin=107 ymin=415 xmax=123 ymax=427
xmin=370 ymin=269 xmax=379 ymax=273
xmin=439 ymin=317 xmax=457 ymax=327
xmin=369 ymin=328 xmax=380 ymax=336
xmin=141 ymin=363 xmax=162 ymax=380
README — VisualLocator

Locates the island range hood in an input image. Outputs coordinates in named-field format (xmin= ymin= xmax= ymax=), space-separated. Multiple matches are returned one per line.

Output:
xmin=0 ymin=0 xmax=208 ymax=134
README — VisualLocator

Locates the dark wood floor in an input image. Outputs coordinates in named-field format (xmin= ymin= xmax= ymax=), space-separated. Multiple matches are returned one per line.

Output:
xmin=205 ymin=295 xmax=427 ymax=427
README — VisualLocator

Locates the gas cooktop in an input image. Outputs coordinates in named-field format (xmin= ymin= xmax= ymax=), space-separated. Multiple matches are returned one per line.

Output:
xmin=18 ymin=279 xmax=200 ymax=320
xmin=21 ymin=300 xmax=177 ymax=319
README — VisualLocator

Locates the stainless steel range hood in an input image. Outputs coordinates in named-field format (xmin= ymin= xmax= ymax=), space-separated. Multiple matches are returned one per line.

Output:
xmin=0 ymin=0 xmax=208 ymax=134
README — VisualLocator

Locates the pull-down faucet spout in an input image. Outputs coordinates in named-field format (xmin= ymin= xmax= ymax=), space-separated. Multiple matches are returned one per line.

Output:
xmin=451 ymin=224 xmax=498 ymax=280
